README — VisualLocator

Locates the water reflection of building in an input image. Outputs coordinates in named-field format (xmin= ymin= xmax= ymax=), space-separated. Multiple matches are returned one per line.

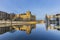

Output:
xmin=0 ymin=26 xmax=11 ymax=34
xmin=12 ymin=24 xmax=36 ymax=34
xmin=46 ymin=25 xmax=60 ymax=30
xmin=45 ymin=14 xmax=60 ymax=30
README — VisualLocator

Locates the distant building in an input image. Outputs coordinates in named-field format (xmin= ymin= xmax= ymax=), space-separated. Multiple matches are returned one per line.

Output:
xmin=0 ymin=11 xmax=15 ymax=20
xmin=45 ymin=14 xmax=60 ymax=30
xmin=9 ymin=13 xmax=15 ymax=20
xmin=0 ymin=11 xmax=35 ymax=21
xmin=0 ymin=11 xmax=10 ymax=20
xmin=37 ymin=20 xmax=45 ymax=24
xmin=13 ymin=11 xmax=36 ymax=21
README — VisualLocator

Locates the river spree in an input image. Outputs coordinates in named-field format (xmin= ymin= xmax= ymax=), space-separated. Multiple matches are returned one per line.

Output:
xmin=0 ymin=24 xmax=60 ymax=40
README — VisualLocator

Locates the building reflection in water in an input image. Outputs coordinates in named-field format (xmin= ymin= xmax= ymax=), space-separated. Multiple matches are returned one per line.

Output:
xmin=0 ymin=24 xmax=36 ymax=35
xmin=12 ymin=24 xmax=36 ymax=34
xmin=46 ymin=25 xmax=60 ymax=31
xmin=0 ymin=26 xmax=11 ymax=34
xmin=0 ymin=24 xmax=60 ymax=35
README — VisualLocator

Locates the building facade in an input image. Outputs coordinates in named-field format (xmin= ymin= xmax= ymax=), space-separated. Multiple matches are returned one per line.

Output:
xmin=0 ymin=11 xmax=10 ymax=20
xmin=0 ymin=11 xmax=15 ymax=20
xmin=0 ymin=11 xmax=36 ymax=21
xmin=46 ymin=14 xmax=60 ymax=30
xmin=13 ymin=11 xmax=36 ymax=21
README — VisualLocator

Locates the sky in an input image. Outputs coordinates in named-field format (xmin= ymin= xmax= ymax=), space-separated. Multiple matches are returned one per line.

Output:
xmin=0 ymin=0 xmax=60 ymax=20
